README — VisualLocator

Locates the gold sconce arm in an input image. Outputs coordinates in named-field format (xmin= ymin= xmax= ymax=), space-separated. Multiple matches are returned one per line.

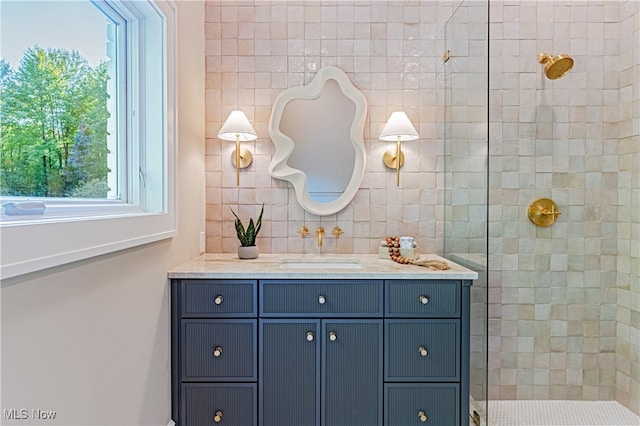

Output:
xmin=230 ymin=137 xmax=254 ymax=185
xmin=528 ymin=198 xmax=562 ymax=227
xmin=382 ymin=136 xmax=405 ymax=187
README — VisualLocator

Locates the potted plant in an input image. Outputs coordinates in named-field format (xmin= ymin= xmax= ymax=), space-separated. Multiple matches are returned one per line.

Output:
xmin=230 ymin=203 xmax=264 ymax=259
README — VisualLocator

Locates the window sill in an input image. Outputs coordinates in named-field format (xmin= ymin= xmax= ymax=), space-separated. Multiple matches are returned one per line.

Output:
xmin=0 ymin=211 xmax=176 ymax=279
xmin=1 ymin=200 xmax=146 ymax=224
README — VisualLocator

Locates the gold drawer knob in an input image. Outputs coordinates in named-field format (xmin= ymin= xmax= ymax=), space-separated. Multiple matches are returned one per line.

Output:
xmin=419 ymin=295 xmax=429 ymax=305
xmin=213 ymin=410 xmax=223 ymax=423
xmin=306 ymin=331 xmax=314 ymax=342
xmin=418 ymin=346 xmax=428 ymax=357
xmin=213 ymin=346 xmax=223 ymax=357
xmin=418 ymin=410 xmax=428 ymax=422
xmin=328 ymin=331 xmax=337 ymax=342
xmin=214 ymin=295 xmax=224 ymax=305
xmin=318 ymin=294 xmax=326 ymax=305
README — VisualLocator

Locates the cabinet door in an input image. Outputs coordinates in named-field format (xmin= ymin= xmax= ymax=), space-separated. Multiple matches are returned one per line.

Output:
xmin=260 ymin=320 xmax=320 ymax=426
xmin=322 ymin=320 xmax=383 ymax=426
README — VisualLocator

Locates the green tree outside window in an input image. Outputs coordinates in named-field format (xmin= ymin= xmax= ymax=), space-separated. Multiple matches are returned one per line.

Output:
xmin=0 ymin=46 xmax=110 ymax=198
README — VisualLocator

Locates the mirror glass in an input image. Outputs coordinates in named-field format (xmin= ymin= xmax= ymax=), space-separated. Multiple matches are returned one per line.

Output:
xmin=268 ymin=67 xmax=367 ymax=216
xmin=280 ymin=79 xmax=355 ymax=203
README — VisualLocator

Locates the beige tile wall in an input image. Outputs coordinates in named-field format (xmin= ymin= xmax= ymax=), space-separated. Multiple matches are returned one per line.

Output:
xmin=487 ymin=0 xmax=639 ymax=414
xmin=204 ymin=1 xmax=459 ymax=255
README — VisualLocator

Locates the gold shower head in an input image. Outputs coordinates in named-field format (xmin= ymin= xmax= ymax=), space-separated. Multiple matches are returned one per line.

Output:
xmin=538 ymin=53 xmax=574 ymax=80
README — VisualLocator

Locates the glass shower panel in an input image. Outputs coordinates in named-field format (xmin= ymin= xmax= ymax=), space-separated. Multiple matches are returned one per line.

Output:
xmin=441 ymin=1 xmax=489 ymax=425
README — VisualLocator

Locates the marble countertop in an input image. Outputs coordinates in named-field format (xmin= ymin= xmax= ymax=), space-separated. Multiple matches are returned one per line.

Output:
xmin=168 ymin=253 xmax=479 ymax=280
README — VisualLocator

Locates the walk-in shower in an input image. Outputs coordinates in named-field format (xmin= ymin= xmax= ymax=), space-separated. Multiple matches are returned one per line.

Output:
xmin=442 ymin=1 xmax=639 ymax=425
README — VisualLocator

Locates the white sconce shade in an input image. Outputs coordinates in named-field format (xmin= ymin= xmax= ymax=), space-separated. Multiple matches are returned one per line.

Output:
xmin=218 ymin=110 xmax=258 ymax=141
xmin=378 ymin=111 xmax=419 ymax=186
xmin=378 ymin=111 xmax=419 ymax=142
xmin=217 ymin=110 xmax=258 ymax=186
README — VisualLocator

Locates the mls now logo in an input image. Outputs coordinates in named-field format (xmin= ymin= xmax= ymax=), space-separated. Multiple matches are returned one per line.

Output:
xmin=4 ymin=408 xmax=57 ymax=420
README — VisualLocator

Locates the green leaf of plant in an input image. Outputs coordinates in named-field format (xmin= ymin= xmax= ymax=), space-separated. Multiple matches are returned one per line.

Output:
xmin=229 ymin=204 xmax=264 ymax=247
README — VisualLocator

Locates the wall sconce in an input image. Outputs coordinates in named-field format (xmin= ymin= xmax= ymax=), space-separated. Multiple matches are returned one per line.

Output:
xmin=378 ymin=111 xmax=419 ymax=186
xmin=217 ymin=110 xmax=258 ymax=186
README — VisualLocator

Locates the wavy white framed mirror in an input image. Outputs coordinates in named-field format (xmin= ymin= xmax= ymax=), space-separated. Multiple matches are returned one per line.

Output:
xmin=268 ymin=66 xmax=367 ymax=216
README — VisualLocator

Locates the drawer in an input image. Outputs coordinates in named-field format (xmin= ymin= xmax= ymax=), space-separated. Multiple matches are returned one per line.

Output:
xmin=182 ymin=383 xmax=257 ymax=426
xmin=181 ymin=280 xmax=257 ymax=317
xmin=385 ymin=320 xmax=460 ymax=381
xmin=384 ymin=383 xmax=460 ymax=426
xmin=260 ymin=280 xmax=383 ymax=317
xmin=182 ymin=319 xmax=257 ymax=381
xmin=385 ymin=280 xmax=460 ymax=318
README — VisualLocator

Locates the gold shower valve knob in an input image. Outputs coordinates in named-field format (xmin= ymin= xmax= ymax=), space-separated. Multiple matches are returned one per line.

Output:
xmin=528 ymin=198 xmax=562 ymax=227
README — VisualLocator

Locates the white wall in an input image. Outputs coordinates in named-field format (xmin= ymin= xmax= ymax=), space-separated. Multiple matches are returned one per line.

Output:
xmin=0 ymin=1 xmax=205 ymax=424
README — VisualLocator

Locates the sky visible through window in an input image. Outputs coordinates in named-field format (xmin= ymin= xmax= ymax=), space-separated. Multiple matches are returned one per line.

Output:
xmin=0 ymin=0 xmax=108 ymax=68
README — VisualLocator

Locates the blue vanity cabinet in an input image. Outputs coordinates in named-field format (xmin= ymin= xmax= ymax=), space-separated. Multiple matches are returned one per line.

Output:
xmin=260 ymin=280 xmax=384 ymax=426
xmin=172 ymin=276 xmax=471 ymax=426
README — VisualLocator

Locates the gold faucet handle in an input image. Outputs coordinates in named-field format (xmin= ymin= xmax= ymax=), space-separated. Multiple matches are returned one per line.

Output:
xmin=541 ymin=207 xmax=562 ymax=217
xmin=297 ymin=225 xmax=309 ymax=238
xmin=331 ymin=226 xmax=344 ymax=238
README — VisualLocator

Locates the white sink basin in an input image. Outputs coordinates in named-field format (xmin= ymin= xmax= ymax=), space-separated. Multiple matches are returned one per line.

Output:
xmin=279 ymin=257 xmax=363 ymax=269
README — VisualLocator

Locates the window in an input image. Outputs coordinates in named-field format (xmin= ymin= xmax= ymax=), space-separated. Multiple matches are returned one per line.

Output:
xmin=0 ymin=0 xmax=177 ymax=278
xmin=0 ymin=1 xmax=114 ymax=202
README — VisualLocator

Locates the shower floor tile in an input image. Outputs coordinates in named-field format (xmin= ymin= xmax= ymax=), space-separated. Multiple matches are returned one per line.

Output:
xmin=487 ymin=400 xmax=640 ymax=426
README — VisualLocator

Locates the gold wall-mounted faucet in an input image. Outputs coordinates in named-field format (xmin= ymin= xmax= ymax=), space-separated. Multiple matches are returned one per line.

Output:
xmin=331 ymin=226 xmax=343 ymax=238
xmin=316 ymin=227 xmax=324 ymax=247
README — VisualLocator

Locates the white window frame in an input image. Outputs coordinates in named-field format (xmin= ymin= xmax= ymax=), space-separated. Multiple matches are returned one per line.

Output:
xmin=0 ymin=0 xmax=177 ymax=279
